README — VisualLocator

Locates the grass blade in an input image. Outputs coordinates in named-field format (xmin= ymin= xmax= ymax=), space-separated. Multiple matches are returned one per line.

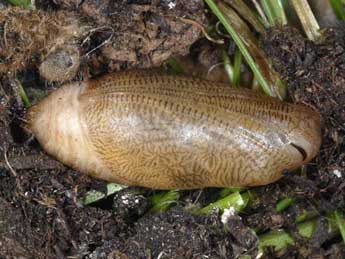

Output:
xmin=16 ymin=79 xmax=31 ymax=108
xmin=276 ymin=197 xmax=295 ymax=212
xmin=330 ymin=0 xmax=345 ymax=20
xmin=204 ymin=0 xmax=275 ymax=97
xmin=251 ymin=0 xmax=270 ymax=28
xmin=150 ymin=190 xmax=180 ymax=213
xmin=334 ymin=210 xmax=345 ymax=245
xmin=81 ymin=183 xmax=127 ymax=206
xmin=232 ymin=49 xmax=242 ymax=86
xmin=6 ymin=0 xmax=32 ymax=8
xmin=222 ymin=48 xmax=234 ymax=83
xmin=196 ymin=191 xmax=249 ymax=215
xmin=262 ymin=0 xmax=287 ymax=26
xmin=223 ymin=0 xmax=265 ymax=33
xmin=290 ymin=0 xmax=321 ymax=41
xmin=259 ymin=229 xmax=295 ymax=251
xmin=259 ymin=219 xmax=317 ymax=252
xmin=206 ymin=0 xmax=287 ymax=98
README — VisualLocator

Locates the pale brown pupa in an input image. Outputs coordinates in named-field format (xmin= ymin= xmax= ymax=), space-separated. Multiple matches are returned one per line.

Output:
xmin=26 ymin=70 xmax=321 ymax=189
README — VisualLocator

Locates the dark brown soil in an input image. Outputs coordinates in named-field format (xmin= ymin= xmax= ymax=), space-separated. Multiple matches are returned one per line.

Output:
xmin=1 ymin=1 xmax=345 ymax=259
xmin=263 ymin=27 xmax=345 ymax=211
xmin=0 ymin=0 xmax=204 ymax=78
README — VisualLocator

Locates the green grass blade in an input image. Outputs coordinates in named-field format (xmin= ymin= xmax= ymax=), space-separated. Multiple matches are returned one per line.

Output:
xmin=330 ymin=0 xmax=345 ymax=20
xmin=276 ymin=197 xmax=295 ymax=212
xmin=196 ymin=191 xmax=249 ymax=215
xmin=334 ymin=210 xmax=345 ymax=245
xmin=16 ymin=80 xmax=31 ymax=108
xmin=259 ymin=229 xmax=295 ymax=251
xmin=251 ymin=0 xmax=270 ymax=28
xmin=262 ymin=0 xmax=287 ymax=26
xmin=150 ymin=190 xmax=180 ymax=213
xmin=261 ymin=0 xmax=276 ymax=26
xmin=232 ymin=49 xmax=242 ymax=86
xmin=81 ymin=183 xmax=127 ymax=206
xmin=295 ymin=210 xmax=318 ymax=223
xmin=204 ymin=0 xmax=276 ymax=97
xmin=163 ymin=57 xmax=185 ymax=74
xmin=218 ymin=187 xmax=244 ymax=198
xmin=223 ymin=0 xmax=265 ymax=33
xmin=6 ymin=0 xmax=32 ymax=8
xmin=298 ymin=219 xmax=318 ymax=238
xmin=259 ymin=219 xmax=317 ymax=252
xmin=271 ymin=0 xmax=287 ymax=25
xmin=222 ymin=49 xmax=234 ymax=84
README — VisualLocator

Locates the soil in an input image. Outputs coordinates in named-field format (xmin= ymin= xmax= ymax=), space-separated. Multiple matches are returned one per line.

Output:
xmin=1 ymin=1 xmax=345 ymax=259
xmin=263 ymin=26 xmax=345 ymax=212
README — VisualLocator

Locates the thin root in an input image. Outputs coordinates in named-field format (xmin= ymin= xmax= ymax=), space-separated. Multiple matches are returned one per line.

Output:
xmin=178 ymin=17 xmax=224 ymax=44
xmin=4 ymin=149 xmax=17 ymax=177
xmin=82 ymin=26 xmax=114 ymax=58
xmin=207 ymin=62 xmax=224 ymax=79
xmin=3 ymin=21 xmax=8 ymax=48
xmin=215 ymin=21 xmax=232 ymax=39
